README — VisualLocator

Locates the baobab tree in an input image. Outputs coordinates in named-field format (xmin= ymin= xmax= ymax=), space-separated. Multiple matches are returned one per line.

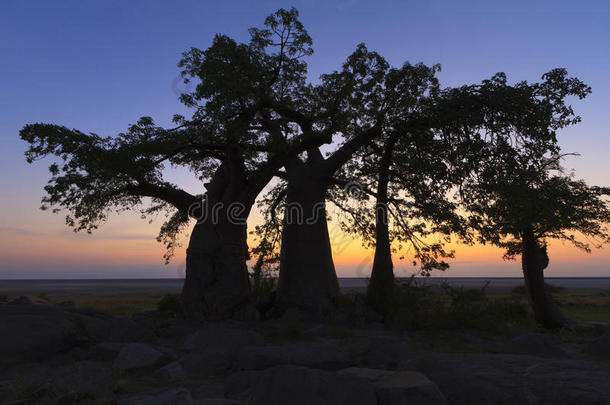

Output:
xmin=330 ymin=62 xmax=463 ymax=315
xmin=273 ymin=44 xmax=388 ymax=314
xmin=254 ymin=49 xmax=456 ymax=314
xmin=453 ymin=70 xmax=609 ymax=328
xmin=462 ymin=150 xmax=610 ymax=328
xmin=21 ymin=8 xmax=338 ymax=320
xmin=330 ymin=69 xmax=597 ymax=319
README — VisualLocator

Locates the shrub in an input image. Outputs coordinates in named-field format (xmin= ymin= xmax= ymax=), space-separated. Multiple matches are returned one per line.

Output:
xmin=37 ymin=292 xmax=50 ymax=302
xmin=511 ymin=283 xmax=566 ymax=295
xmin=250 ymin=261 xmax=277 ymax=317
xmin=157 ymin=294 xmax=181 ymax=317
xmin=387 ymin=278 xmax=533 ymax=331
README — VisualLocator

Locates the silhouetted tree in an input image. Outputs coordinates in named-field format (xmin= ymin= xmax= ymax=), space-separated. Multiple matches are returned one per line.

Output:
xmin=454 ymin=70 xmax=609 ymax=328
xmin=462 ymin=153 xmax=610 ymax=328
xmin=331 ymin=69 xmax=598 ymax=320
xmin=20 ymin=8 xmax=335 ymax=320
xmin=331 ymin=63 xmax=463 ymax=315
xmin=273 ymin=45 xmax=390 ymax=314
xmin=254 ymin=49 xmax=455 ymax=315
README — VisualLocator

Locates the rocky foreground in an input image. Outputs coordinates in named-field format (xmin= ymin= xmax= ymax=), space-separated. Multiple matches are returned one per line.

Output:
xmin=1 ymin=296 xmax=610 ymax=404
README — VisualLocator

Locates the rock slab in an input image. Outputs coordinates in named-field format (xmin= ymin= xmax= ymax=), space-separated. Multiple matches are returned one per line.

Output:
xmin=114 ymin=343 xmax=166 ymax=371
xmin=251 ymin=365 xmax=377 ymax=405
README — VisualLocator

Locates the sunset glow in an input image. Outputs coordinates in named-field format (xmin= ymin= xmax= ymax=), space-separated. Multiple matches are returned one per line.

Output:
xmin=1 ymin=0 xmax=609 ymax=279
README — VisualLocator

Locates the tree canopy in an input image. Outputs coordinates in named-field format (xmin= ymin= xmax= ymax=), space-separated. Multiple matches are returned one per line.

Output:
xmin=20 ymin=8 xmax=610 ymax=325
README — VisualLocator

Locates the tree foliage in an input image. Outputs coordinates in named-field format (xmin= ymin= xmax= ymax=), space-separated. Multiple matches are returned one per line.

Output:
xmin=21 ymin=8 xmax=335 ymax=263
xmin=452 ymin=70 xmax=610 ymax=258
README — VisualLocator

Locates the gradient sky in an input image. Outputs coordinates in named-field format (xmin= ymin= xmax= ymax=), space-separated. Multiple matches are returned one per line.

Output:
xmin=1 ymin=0 xmax=609 ymax=279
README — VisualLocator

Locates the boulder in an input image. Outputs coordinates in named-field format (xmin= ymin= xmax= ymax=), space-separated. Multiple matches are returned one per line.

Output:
xmin=78 ymin=315 xmax=156 ymax=343
xmin=155 ymin=361 xmax=187 ymax=380
xmin=50 ymin=361 xmax=117 ymax=398
xmin=2 ymin=360 xmax=116 ymax=402
xmin=120 ymin=387 xmax=193 ymax=405
xmin=415 ymin=353 xmax=610 ymax=405
xmin=341 ymin=335 xmax=414 ymax=370
xmin=224 ymin=370 xmax=262 ymax=401
xmin=114 ymin=343 xmax=167 ymax=371
xmin=374 ymin=371 xmax=449 ymax=405
xmin=237 ymin=340 xmax=350 ymax=370
xmin=0 ymin=302 xmax=86 ymax=366
xmin=182 ymin=324 xmax=264 ymax=353
xmin=55 ymin=300 xmax=76 ymax=309
xmin=583 ymin=335 xmax=610 ymax=359
xmin=156 ymin=318 xmax=204 ymax=339
xmin=338 ymin=367 xmax=391 ymax=381
xmin=415 ymin=353 xmax=540 ymax=405
xmin=179 ymin=348 xmax=232 ymax=376
xmin=521 ymin=360 xmax=610 ymax=404
xmin=89 ymin=341 xmax=125 ymax=361
xmin=250 ymin=365 xmax=377 ymax=405
xmin=190 ymin=381 xmax=226 ymax=400
xmin=340 ymin=367 xmax=448 ymax=405
xmin=302 ymin=323 xmax=332 ymax=338
xmin=501 ymin=333 xmax=569 ymax=358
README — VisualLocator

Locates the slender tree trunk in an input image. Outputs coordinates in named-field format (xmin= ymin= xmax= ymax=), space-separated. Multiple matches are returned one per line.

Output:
xmin=367 ymin=137 xmax=398 ymax=314
xmin=521 ymin=228 xmax=571 ymax=328
xmin=275 ymin=161 xmax=340 ymax=315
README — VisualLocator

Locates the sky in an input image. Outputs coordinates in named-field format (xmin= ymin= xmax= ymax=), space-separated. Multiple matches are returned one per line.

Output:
xmin=1 ymin=0 xmax=609 ymax=279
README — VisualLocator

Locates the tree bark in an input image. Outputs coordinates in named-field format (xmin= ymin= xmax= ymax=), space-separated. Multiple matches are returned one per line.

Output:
xmin=180 ymin=159 xmax=253 ymax=320
xmin=180 ymin=216 xmax=251 ymax=320
xmin=275 ymin=128 xmax=380 ymax=315
xmin=521 ymin=228 xmax=571 ymax=328
xmin=179 ymin=127 xmax=337 ymax=320
xmin=367 ymin=136 xmax=398 ymax=314
xmin=275 ymin=157 xmax=340 ymax=315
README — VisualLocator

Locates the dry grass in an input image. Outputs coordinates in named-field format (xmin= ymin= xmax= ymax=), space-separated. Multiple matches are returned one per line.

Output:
xmin=6 ymin=288 xmax=610 ymax=323
xmin=490 ymin=289 xmax=610 ymax=323
xmin=7 ymin=294 xmax=164 ymax=317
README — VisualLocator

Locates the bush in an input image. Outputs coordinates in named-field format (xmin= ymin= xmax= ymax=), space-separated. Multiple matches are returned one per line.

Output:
xmin=37 ymin=292 xmax=50 ymax=302
xmin=387 ymin=278 xmax=532 ymax=331
xmin=511 ymin=283 xmax=566 ymax=296
xmin=157 ymin=294 xmax=181 ymax=317
xmin=250 ymin=261 xmax=277 ymax=318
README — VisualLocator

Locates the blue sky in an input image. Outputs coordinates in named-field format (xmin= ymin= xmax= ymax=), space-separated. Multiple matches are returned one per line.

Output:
xmin=1 ymin=0 xmax=609 ymax=278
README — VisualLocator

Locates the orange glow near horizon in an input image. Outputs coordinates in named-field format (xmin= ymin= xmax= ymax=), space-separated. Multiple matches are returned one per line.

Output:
xmin=1 ymin=209 xmax=609 ymax=278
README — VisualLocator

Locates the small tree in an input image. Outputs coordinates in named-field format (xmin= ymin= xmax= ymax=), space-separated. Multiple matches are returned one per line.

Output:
xmin=330 ymin=62 xmax=463 ymax=315
xmin=253 ymin=52 xmax=455 ymax=314
xmin=453 ymin=70 xmax=609 ymax=328
xmin=463 ymin=154 xmax=610 ymax=328
xmin=329 ymin=69 xmax=593 ymax=319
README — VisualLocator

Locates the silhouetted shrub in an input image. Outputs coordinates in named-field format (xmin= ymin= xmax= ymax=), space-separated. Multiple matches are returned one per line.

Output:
xmin=157 ymin=294 xmax=180 ymax=317
xmin=387 ymin=278 xmax=532 ymax=331
xmin=250 ymin=262 xmax=277 ymax=318
xmin=511 ymin=283 xmax=566 ymax=295
xmin=37 ymin=292 xmax=50 ymax=302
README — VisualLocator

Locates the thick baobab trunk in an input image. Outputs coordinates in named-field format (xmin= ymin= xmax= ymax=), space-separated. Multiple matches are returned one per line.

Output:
xmin=276 ymin=130 xmax=379 ymax=315
xmin=180 ymin=216 xmax=251 ymax=320
xmin=276 ymin=166 xmax=340 ymax=315
xmin=180 ymin=159 xmax=253 ymax=320
xmin=367 ymin=136 xmax=397 ymax=314
xmin=521 ymin=228 xmax=571 ymax=329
